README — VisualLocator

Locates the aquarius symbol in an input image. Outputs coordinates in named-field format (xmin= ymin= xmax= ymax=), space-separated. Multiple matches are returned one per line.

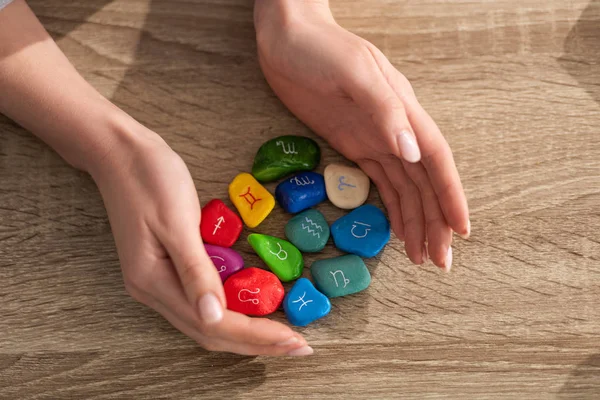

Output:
xmin=330 ymin=270 xmax=350 ymax=288
xmin=268 ymin=242 xmax=288 ymax=261
xmin=338 ymin=176 xmax=357 ymax=191
xmin=291 ymin=291 xmax=313 ymax=311
xmin=239 ymin=186 xmax=262 ymax=210
xmin=289 ymin=176 xmax=315 ymax=186
xmin=301 ymin=217 xmax=323 ymax=238
xmin=238 ymin=288 xmax=260 ymax=305
xmin=210 ymin=255 xmax=227 ymax=273
xmin=276 ymin=141 xmax=298 ymax=155
xmin=213 ymin=216 xmax=225 ymax=235
xmin=351 ymin=221 xmax=371 ymax=239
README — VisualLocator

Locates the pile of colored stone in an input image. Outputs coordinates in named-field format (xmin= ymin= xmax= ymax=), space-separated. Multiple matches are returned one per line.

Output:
xmin=200 ymin=135 xmax=390 ymax=327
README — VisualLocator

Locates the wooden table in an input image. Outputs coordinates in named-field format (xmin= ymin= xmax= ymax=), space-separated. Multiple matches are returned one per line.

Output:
xmin=1 ymin=1 xmax=599 ymax=398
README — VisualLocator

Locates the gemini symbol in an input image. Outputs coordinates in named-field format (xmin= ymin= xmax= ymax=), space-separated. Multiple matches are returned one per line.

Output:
xmin=239 ymin=186 xmax=262 ymax=210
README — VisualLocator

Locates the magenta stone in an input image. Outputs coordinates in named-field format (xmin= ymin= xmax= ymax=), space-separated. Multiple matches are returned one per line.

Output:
xmin=205 ymin=244 xmax=244 ymax=282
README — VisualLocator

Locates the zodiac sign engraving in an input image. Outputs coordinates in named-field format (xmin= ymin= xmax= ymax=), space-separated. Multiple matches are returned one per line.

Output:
xmin=213 ymin=216 xmax=225 ymax=235
xmin=268 ymin=242 xmax=288 ymax=261
xmin=351 ymin=221 xmax=371 ymax=239
xmin=238 ymin=288 xmax=260 ymax=305
xmin=301 ymin=217 xmax=323 ymax=238
xmin=292 ymin=291 xmax=313 ymax=311
xmin=289 ymin=176 xmax=314 ymax=186
xmin=239 ymin=186 xmax=262 ymax=210
xmin=276 ymin=141 xmax=298 ymax=155
xmin=330 ymin=270 xmax=350 ymax=288
xmin=210 ymin=255 xmax=227 ymax=273
xmin=338 ymin=176 xmax=357 ymax=191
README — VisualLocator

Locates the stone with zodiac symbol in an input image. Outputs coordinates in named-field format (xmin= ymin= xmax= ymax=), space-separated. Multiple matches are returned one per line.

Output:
xmin=284 ymin=209 xmax=330 ymax=252
xmin=229 ymin=172 xmax=275 ymax=228
xmin=324 ymin=163 xmax=370 ymax=209
xmin=204 ymin=244 xmax=244 ymax=282
xmin=310 ymin=255 xmax=371 ymax=298
xmin=283 ymin=278 xmax=331 ymax=326
xmin=331 ymin=205 xmax=390 ymax=258
xmin=247 ymin=233 xmax=304 ymax=282
xmin=275 ymin=171 xmax=327 ymax=214
xmin=251 ymin=135 xmax=321 ymax=183
xmin=223 ymin=267 xmax=284 ymax=316
xmin=200 ymin=199 xmax=242 ymax=247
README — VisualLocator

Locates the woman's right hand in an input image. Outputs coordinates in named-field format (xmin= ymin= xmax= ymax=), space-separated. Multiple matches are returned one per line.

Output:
xmin=90 ymin=120 xmax=312 ymax=356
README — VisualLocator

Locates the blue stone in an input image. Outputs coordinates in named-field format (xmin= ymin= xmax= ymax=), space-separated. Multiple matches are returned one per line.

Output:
xmin=331 ymin=204 xmax=390 ymax=258
xmin=275 ymin=172 xmax=327 ymax=214
xmin=285 ymin=209 xmax=330 ymax=252
xmin=283 ymin=278 xmax=331 ymax=327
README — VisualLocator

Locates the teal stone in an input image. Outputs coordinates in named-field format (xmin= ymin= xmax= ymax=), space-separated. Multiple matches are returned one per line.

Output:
xmin=285 ymin=209 xmax=330 ymax=253
xmin=252 ymin=135 xmax=320 ymax=183
xmin=310 ymin=255 xmax=371 ymax=298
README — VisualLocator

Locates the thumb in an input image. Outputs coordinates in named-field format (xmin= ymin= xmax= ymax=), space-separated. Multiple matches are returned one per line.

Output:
xmin=157 ymin=218 xmax=226 ymax=326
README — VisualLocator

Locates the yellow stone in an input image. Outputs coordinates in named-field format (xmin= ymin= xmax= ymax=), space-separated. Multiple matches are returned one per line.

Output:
xmin=229 ymin=173 xmax=275 ymax=228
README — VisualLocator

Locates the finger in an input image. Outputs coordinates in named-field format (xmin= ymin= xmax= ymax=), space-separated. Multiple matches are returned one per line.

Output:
xmin=402 ymin=159 xmax=453 ymax=271
xmin=357 ymin=158 xmax=404 ymax=241
xmin=342 ymin=49 xmax=421 ymax=163
xmin=381 ymin=157 xmax=426 ymax=265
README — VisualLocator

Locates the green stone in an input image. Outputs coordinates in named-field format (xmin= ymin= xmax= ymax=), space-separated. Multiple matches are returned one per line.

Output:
xmin=248 ymin=233 xmax=304 ymax=282
xmin=252 ymin=136 xmax=320 ymax=183
xmin=310 ymin=255 xmax=371 ymax=298
xmin=285 ymin=209 xmax=330 ymax=253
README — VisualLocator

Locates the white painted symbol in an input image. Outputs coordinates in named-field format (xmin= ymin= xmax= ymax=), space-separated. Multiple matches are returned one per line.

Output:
xmin=268 ymin=242 xmax=288 ymax=261
xmin=338 ymin=176 xmax=357 ymax=191
xmin=210 ymin=255 xmax=227 ymax=273
xmin=276 ymin=141 xmax=298 ymax=155
xmin=212 ymin=216 xmax=225 ymax=235
xmin=351 ymin=221 xmax=371 ymax=239
xmin=238 ymin=288 xmax=260 ymax=305
xmin=289 ymin=176 xmax=314 ymax=186
xmin=301 ymin=217 xmax=323 ymax=238
xmin=330 ymin=270 xmax=350 ymax=288
xmin=291 ymin=291 xmax=313 ymax=311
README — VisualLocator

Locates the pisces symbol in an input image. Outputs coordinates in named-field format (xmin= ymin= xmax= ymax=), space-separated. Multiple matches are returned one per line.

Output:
xmin=238 ymin=288 xmax=260 ymax=305
xmin=351 ymin=221 xmax=371 ymax=239
xmin=291 ymin=292 xmax=313 ymax=311
xmin=276 ymin=141 xmax=298 ymax=155
xmin=338 ymin=176 xmax=357 ymax=191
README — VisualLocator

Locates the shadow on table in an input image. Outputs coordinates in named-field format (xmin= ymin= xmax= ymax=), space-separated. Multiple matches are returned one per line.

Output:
xmin=559 ymin=0 xmax=600 ymax=106
xmin=557 ymin=354 xmax=600 ymax=399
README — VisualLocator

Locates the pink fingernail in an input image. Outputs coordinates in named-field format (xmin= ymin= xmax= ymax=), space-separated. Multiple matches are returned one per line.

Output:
xmin=277 ymin=337 xmax=300 ymax=346
xmin=397 ymin=130 xmax=421 ymax=163
xmin=422 ymin=246 xmax=429 ymax=264
xmin=287 ymin=346 xmax=314 ymax=356
xmin=444 ymin=246 xmax=453 ymax=273
xmin=198 ymin=293 xmax=223 ymax=324
xmin=459 ymin=220 xmax=471 ymax=239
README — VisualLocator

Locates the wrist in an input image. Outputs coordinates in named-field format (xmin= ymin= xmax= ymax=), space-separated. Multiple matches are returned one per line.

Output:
xmin=254 ymin=0 xmax=334 ymax=39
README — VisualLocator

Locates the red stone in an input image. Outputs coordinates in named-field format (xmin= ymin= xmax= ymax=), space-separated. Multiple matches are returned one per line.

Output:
xmin=224 ymin=268 xmax=284 ymax=316
xmin=200 ymin=199 xmax=243 ymax=248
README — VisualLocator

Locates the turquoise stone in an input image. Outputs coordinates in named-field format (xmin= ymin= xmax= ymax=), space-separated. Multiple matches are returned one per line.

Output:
xmin=285 ymin=209 xmax=330 ymax=252
xmin=310 ymin=255 xmax=371 ymax=298
xmin=252 ymin=135 xmax=320 ymax=183
xmin=248 ymin=233 xmax=304 ymax=282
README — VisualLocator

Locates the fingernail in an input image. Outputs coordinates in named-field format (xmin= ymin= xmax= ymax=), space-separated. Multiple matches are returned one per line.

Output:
xmin=444 ymin=246 xmax=453 ymax=273
xmin=421 ymin=246 xmax=429 ymax=264
xmin=397 ymin=130 xmax=421 ymax=163
xmin=286 ymin=346 xmax=314 ymax=356
xmin=459 ymin=220 xmax=471 ymax=240
xmin=198 ymin=293 xmax=223 ymax=324
xmin=277 ymin=337 xmax=300 ymax=347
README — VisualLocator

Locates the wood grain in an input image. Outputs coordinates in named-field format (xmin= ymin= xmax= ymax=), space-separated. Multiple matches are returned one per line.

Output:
xmin=1 ymin=0 xmax=600 ymax=398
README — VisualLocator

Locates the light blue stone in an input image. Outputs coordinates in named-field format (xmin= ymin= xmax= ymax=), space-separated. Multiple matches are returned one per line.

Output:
xmin=275 ymin=172 xmax=327 ymax=214
xmin=284 ymin=209 xmax=330 ymax=253
xmin=283 ymin=278 xmax=331 ymax=327
xmin=330 ymin=204 xmax=390 ymax=258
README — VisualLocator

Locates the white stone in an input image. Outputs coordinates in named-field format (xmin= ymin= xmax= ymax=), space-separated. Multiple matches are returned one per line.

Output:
xmin=324 ymin=164 xmax=370 ymax=209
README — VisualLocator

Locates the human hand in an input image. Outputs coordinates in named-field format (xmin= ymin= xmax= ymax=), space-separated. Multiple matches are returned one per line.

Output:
xmin=254 ymin=0 xmax=470 ymax=271
xmin=91 ymin=121 xmax=311 ymax=356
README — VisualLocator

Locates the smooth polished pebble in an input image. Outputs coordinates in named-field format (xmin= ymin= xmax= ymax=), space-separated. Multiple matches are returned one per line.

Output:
xmin=223 ymin=267 xmax=284 ymax=316
xmin=284 ymin=209 xmax=330 ymax=252
xmin=247 ymin=233 xmax=304 ymax=282
xmin=200 ymin=199 xmax=242 ymax=247
xmin=252 ymin=135 xmax=320 ymax=183
xmin=330 ymin=204 xmax=391 ymax=258
xmin=275 ymin=171 xmax=327 ymax=214
xmin=283 ymin=278 xmax=331 ymax=327
xmin=324 ymin=163 xmax=370 ymax=209
xmin=229 ymin=172 xmax=275 ymax=228
xmin=310 ymin=255 xmax=371 ymax=298
xmin=204 ymin=244 xmax=244 ymax=282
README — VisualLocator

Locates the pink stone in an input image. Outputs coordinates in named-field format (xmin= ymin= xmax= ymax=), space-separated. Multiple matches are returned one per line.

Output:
xmin=205 ymin=244 xmax=244 ymax=282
